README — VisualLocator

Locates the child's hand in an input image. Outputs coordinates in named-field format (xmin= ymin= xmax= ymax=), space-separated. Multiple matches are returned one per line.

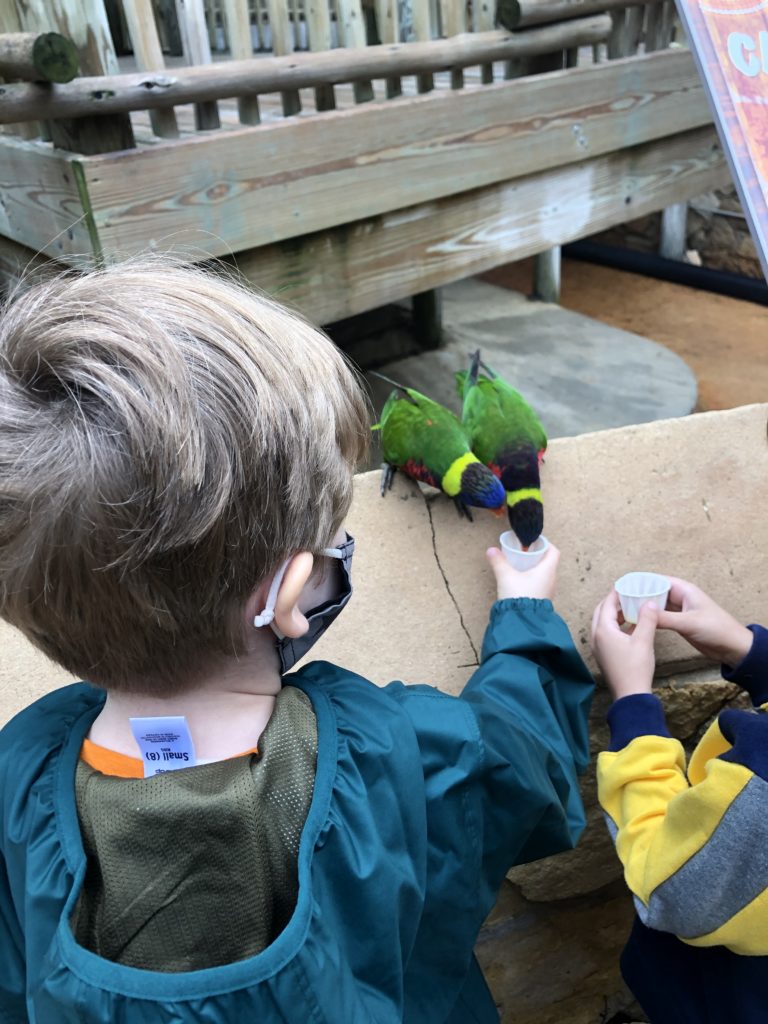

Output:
xmin=656 ymin=577 xmax=753 ymax=668
xmin=486 ymin=544 xmax=560 ymax=601
xmin=591 ymin=589 xmax=658 ymax=700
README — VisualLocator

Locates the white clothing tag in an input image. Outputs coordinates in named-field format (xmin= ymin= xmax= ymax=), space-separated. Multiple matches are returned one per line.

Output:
xmin=129 ymin=716 xmax=197 ymax=778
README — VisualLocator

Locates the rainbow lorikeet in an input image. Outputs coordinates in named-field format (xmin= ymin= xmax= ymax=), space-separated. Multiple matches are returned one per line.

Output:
xmin=372 ymin=376 xmax=506 ymax=520
xmin=456 ymin=350 xmax=547 ymax=548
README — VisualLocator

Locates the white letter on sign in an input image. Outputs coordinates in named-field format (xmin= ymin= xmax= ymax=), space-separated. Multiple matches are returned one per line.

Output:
xmin=728 ymin=32 xmax=760 ymax=76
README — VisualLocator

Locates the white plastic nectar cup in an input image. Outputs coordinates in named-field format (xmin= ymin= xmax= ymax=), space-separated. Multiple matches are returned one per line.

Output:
xmin=614 ymin=572 xmax=671 ymax=625
xmin=500 ymin=532 xmax=550 ymax=571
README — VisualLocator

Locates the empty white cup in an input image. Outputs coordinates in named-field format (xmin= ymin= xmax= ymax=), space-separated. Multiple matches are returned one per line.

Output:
xmin=614 ymin=572 xmax=671 ymax=624
xmin=500 ymin=532 xmax=549 ymax=571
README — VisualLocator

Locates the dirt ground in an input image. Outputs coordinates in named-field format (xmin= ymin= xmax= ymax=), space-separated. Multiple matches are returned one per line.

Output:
xmin=483 ymin=258 xmax=767 ymax=413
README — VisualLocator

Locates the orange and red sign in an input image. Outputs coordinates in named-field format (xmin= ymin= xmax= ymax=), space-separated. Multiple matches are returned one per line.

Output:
xmin=675 ymin=0 xmax=768 ymax=277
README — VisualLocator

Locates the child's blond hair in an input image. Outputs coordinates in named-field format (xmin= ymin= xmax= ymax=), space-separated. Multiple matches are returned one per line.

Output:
xmin=0 ymin=259 xmax=369 ymax=693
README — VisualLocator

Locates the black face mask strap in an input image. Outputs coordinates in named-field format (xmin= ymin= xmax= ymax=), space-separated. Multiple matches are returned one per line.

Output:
xmin=276 ymin=538 xmax=354 ymax=674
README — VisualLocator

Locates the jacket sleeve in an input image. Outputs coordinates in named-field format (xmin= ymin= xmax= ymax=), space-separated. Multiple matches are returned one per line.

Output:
xmin=721 ymin=623 xmax=768 ymax=705
xmin=0 ymin=852 xmax=26 ymax=1022
xmin=458 ymin=597 xmax=595 ymax=886
xmin=598 ymin=624 xmax=768 ymax=953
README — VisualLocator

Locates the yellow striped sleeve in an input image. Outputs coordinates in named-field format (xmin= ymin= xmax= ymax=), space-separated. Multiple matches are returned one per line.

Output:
xmin=598 ymin=737 xmax=749 ymax=903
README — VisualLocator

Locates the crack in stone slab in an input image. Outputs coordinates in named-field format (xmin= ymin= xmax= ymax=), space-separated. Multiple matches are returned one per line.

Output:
xmin=424 ymin=494 xmax=479 ymax=667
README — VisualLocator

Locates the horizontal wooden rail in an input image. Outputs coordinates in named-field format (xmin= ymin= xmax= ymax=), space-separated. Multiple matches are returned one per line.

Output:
xmin=0 ymin=16 xmax=612 ymax=124
xmin=0 ymin=127 xmax=727 ymax=322
xmin=0 ymin=31 xmax=79 ymax=84
xmin=234 ymin=128 xmax=726 ymax=322
xmin=497 ymin=0 xmax=660 ymax=29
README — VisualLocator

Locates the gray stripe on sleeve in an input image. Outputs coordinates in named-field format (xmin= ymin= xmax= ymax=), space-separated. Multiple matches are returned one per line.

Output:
xmin=644 ymin=774 xmax=768 ymax=938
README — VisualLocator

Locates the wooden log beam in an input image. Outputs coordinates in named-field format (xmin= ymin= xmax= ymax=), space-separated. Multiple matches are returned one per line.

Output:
xmin=0 ymin=16 xmax=613 ymax=123
xmin=497 ymin=0 xmax=661 ymax=30
xmin=0 ymin=32 xmax=79 ymax=84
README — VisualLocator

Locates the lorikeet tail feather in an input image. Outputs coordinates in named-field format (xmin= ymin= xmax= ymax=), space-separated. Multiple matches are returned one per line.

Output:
xmin=369 ymin=371 xmax=418 ymax=404
xmin=468 ymin=348 xmax=481 ymax=389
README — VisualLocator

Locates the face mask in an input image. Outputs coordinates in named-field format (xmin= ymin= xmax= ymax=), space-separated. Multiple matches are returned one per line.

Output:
xmin=253 ymin=534 xmax=354 ymax=673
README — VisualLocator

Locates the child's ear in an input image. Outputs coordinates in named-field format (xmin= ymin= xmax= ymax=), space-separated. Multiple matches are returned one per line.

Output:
xmin=272 ymin=552 xmax=314 ymax=638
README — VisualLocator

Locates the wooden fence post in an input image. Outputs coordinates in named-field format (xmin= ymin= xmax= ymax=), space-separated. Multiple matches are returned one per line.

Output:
xmin=176 ymin=0 xmax=221 ymax=127
xmin=221 ymin=0 xmax=261 ymax=122
xmin=122 ymin=0 xmax=180 ymax=137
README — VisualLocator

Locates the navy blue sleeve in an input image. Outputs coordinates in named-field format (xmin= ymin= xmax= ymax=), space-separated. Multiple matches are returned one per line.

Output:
xmin=606 ymin=693 xmax=671 ymax=752
xmin=721 ymin=625 xmax=768 ymax=706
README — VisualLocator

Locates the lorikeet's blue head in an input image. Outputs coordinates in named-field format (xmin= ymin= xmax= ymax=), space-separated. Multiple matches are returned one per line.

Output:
xmin=459 ymin=463 xmax=506 ymax=509
xmin=507 ymin=498 xmax=544 ymax=550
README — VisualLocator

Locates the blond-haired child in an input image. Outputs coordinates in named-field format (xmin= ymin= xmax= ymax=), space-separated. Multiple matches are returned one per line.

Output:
xmin=0 ymin=260 xmax=594 ymax=1023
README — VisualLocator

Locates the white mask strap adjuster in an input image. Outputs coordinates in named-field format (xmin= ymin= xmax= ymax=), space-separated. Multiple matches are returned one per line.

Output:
xmin=253 ymin=559 xmax=291 ymax=628
xmin=253 ymin=543 xmax=350 ymax=629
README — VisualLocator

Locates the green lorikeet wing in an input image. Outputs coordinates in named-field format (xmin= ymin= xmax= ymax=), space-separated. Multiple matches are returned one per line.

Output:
xmin=456 ymin=352 xmax=547 ymax=547
xmin=373 ymin=379 xmax=505 ymax=512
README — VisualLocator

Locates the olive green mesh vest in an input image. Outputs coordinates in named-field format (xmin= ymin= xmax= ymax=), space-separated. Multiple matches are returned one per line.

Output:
xmin=72 ymin=686 xmax=317 ymax=972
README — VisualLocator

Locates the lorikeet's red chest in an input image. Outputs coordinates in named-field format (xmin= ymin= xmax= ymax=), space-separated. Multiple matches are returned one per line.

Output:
xmin=403 ymin=458 xmax=442 ymax=491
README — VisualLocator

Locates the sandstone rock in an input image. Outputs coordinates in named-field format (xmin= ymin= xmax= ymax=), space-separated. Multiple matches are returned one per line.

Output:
xmin=478 ymin=878 xmax=642 ymax=1024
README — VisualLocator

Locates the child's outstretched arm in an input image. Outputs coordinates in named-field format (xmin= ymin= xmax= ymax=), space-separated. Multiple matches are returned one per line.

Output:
xmin=457 ymin=545 xmax=595 ymax=888
xmin=593 ymin=582 xmax=768 ymax=954
xmin=0 ymin=854 xmax=26 ymax=1021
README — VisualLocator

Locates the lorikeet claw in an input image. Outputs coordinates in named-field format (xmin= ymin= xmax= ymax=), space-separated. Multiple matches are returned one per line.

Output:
xmin=380 ymin=463 xmax=396 ymax=497
xmin=453 ymin=498 xmax=473 ymax=522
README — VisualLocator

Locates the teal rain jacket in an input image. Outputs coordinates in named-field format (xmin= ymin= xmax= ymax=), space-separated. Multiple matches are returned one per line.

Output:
xmin=0 ymin=598 xmax=594 ymax=1023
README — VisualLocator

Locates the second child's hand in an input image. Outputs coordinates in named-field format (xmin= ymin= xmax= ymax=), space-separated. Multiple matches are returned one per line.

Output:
xmin=591 ymin=590 xmax=659 ymax=700
xmin=656 ymin=578 xmax=753 ymax=669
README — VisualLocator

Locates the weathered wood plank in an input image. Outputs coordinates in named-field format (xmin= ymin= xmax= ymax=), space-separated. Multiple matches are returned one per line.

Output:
xmin=0 ymin=18 xmax=614 ymax=122
xmin=0 ymin=138 xmax=95 ymax=258
xmin=122 ymin=0 xmax=179 ymax=137
xmin=232 ymin=127 xmax=726 ymax=323
xmin=76 ymin=49 xmax=713 ymax=261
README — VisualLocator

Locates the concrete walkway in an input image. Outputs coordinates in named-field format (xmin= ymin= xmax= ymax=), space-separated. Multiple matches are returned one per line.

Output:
xmin=365 ymin=278 xmax=697 ymax=442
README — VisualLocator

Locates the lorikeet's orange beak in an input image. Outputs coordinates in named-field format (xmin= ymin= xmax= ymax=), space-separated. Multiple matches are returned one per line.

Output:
xmin=493 ymin=507 xmax=505 ymax=518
